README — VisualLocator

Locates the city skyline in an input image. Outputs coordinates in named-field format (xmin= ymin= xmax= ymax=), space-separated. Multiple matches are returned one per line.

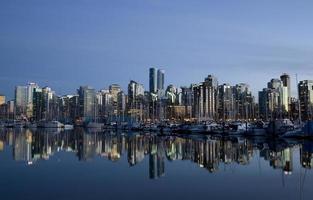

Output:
xmin=0 ymin=70 xmax=308 ymax=101
xmin=2 ymin=1 xmax=313 ymax=98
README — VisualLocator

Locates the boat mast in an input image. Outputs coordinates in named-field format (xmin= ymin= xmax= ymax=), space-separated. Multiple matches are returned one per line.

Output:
xmin=296 ymin=74 xmax=302 ymax=123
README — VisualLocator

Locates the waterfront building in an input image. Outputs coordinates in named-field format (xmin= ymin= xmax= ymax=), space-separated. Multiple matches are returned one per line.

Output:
xmin=15 ymin=85 xmax=28 ymax=117
xmin=149 ymin=68 xmax=158 ymax=93
xmin=233 ymin=83 xmax=255 ymax=120
xmin=117 ymin=91 xmax=126 ymax=121
xmin=280 ymin=73 xmax=291 ymax=104
xmin=298 ymin=80 xmax=313 ymax=121
xmin=259 ymin=75 xmax=291 ymax=120
xmin=218 ymin=83 xmax=235 ymax=120
xmin=181 ymin=86 xmax=194 ymax=119
xmin=78 ymin=86 xmax=98 ymax=123
xmin=0 ymin=94 xmax=5 ymax=105
xmin=128 ymin=80 xmax=145 ymax=122
xmin=149 ymin=67 xmax=165 ymax=94
xmin=59 ymin=95 xmax=79 ymax=123
xmin=193 ymin=75 xmax=219 ymax=121
xmin=157 ymin=69 xmax=165 ymax=91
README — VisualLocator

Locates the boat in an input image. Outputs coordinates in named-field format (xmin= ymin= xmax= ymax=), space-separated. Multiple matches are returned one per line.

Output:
xmin=86 ymin=122 xmax=104 ymax=129
xmin=64 ymin=124 xmax=74 ymax=130
xmin=188 ymin=124 xmax=210 ymax=133
xmin=267 ymin=119 xmax=295 ymax=136
xmin=42 ymin=121 xmax=64 ymax=128
xmin=283 ymin=120 xmax=313 ymax=138
xmin=25 ymin=122 xmax=37 ymax=129
xmin=228 ymin=122 xmax=251 ymax=135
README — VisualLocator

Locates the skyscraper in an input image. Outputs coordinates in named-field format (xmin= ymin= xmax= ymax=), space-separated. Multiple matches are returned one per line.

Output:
xmin=78 ymin=86 xmax=97 ymax=123
xmin=298 ymin=80 xmax=313 ymax=121
xmin=157 ymin=69 xmax=165 ymax=91
xmin=280 ymin=73 xmax=291 ymax=101
xmin=32 ymin=88 xmax=44 ymax=121
xmin=149 ymin=68 xmax=157 ymax=93
xmin=0 ymin=94 xmax=5 ymax=106
xmin=193 ymin=75 xmax=219 ymax=121
xmin=15 ymin=86 xmax=28 ymax=116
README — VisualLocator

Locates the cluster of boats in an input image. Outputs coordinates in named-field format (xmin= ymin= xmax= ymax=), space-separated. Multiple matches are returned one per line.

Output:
xmin=127 ymin=119 xmax=313 ymax=138
xmin=1 ymin=119 xmax=313 ymax=139
xmin=0 ymin=120 xmax=74 ymax=130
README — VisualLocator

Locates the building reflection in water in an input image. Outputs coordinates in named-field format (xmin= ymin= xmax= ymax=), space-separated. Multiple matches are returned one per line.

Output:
xmin=1 ymin=128 xmax=313 ymax=179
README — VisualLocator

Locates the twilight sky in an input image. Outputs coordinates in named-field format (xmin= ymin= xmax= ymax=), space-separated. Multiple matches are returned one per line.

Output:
xmin=1 ymin=0 xmax=313 ymax=99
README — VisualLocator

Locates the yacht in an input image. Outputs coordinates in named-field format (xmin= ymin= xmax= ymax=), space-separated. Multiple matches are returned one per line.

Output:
xmin=86 ymin=122 xmax=104 ymax=129
xmin=43 ymin=121 xmax=64 ymax=128
xmin=228 ymin=122 xmax=251 ymax=135
xmin=267 ymin=119 xmax=295 ymax=136
xmin=64 ymin=124 xmax=74 ymax=130
xmin=283 ymin=120 xmax=312 ymax=138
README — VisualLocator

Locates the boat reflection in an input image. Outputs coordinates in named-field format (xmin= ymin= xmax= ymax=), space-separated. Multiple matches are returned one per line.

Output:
xmin=1 ymin=128 xmax=313 ymax=179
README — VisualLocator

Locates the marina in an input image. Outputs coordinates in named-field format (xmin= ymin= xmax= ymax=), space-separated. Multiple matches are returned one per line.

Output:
xmin=1 ymin=128 xmax=313 ymax=200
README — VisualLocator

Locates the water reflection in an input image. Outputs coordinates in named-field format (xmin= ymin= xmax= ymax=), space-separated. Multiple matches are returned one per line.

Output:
xmin=1 ymin=128 xmax=313 ymax=178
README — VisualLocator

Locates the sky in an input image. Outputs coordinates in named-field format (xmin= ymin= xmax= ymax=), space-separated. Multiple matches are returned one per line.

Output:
xmin=1 ymin=0 xmax=313 ymax=99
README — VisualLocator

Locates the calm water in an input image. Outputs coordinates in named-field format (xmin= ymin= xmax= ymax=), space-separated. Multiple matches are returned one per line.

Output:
xmin=0 ymin=129 xmax=313 ymax=200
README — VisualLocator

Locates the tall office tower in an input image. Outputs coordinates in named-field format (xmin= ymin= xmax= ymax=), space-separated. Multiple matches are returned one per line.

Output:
xmin=42 ymin=87 xmax=59 ymax=121
xmin=149 ymin=68 xmax=158 ymax=93
xmin=280 ymin=73 xmax=291 ymax=98
xmin=267 ymin=78 xmax=289 ymax=115
xmin=32 ymin=88 xmax=44 ymax=121
xmin=181 ymin=86 xmax=193 ymax=118
xmin=15 ymin=86 xmax=28 ymax=116
xmin=78 ymin=86 xmax=97 ymax=123
xmin=26 ymin=82 xmax=39 ymax=117
xmin=258 ymin=88 xmax=281 ymax=120
xmin=117 ymin=91 xmax=126 ymax=116
xmin=128 ymin=80 xmax=144 ymax=106
xmin=280 ymin=73 xmax=291 ymax=111
xmin=109 ymin=84 xmax=121 ymax=103
xmin=298 ymin=80 xmax=313 ymax=121
xmin=157 ymin=69 xmax=165 ymax=91
xmin=15 ymin=83 xmax=39 ymax=118
xmin=33 ymin=87 xmax=55 ymax=121
xmin=233 ymin=83 xmax=255 ymax=120
xmin=268 ymin=79 xmax=282 ymax=90
xmin=218 ymin=83 xmax=235 ymax=120
xmin=193 ymin=75 xmax=219 ymax=121
xmin=128 ymin=80 xmax=145 ymax=122
xmin=258 ymin=88 xmax=269 ymax=120
xmin=0 ymin=94 xmax=5 ymax=105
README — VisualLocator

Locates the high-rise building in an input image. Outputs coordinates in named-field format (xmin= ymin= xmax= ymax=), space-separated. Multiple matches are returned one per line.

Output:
xmin=15 ymin=86 xmax=28 ymax=115
xmin=233 ymin=83 xmax=255 ymax=120
xmin=149 ymin=68 xmax=158 ymax=93
xmin=78 ymin=86 xmax=97 ymax=123
xmin=128 ymin=80 xmax=145 ymax=122
xmin=193 ymin=75 xmax=219 ymax=121
xmin=280 ymin=73 xmax=291 ymax=103
xmin=298 ymin=80 xmax=313 ymax=121
xmin=109 ymin=84 xmax=121 ymax=102
xmin=181 ymin=86 xmax=193 ymax=118
xmin=15 ymin=83 xmax=39 ymax=118
xmin=0 ymin=94 xmax=5 ymax=105
xmin=117 ymin=91 xmax=126 ymax=117
xmin=32 ymin=87 xmax=59 ymax=121
xmin=128 ymin=80 xmax=144 ymax=106
xmin=157 ymin=69 xmax=165 ymax=91
xmin=261 ymin=77 xmax=289 ymax=118
xmin=32 ymin=88 xmax=44 ymax=121
xmin=218 ymin=83 xmax=235 ymax=120
xmin=26 ymin=83 xmax=39 ymax=117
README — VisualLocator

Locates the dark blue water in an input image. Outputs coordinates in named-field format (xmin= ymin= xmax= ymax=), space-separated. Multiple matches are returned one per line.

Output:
xmin=0 ymin=128 xmax=313 ymax=200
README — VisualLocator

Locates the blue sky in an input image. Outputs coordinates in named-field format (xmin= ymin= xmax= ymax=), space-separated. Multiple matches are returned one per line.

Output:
xmin=1 ymin=0 xmax=313 ymax=99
